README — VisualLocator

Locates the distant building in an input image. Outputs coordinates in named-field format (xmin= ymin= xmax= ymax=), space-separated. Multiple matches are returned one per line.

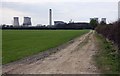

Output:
xmin=23 ymin=17 xmax=32 ymax=27
xmin=13 ymin=17 xmax=19 ymax=26
xmin=101 ymin=18 xmax=106 ymax=23
xmin=118 ymin=1 xmax=120 ymax=19
xmin=90 ymin=18 xmax=99 ymax=22
xmin=54 ymin=21 xmax=66 ymax=26
xmin=54 ymin=21 xmax=92 ymax=29
xmin=67 ymin=22 xmax=92 ymax=29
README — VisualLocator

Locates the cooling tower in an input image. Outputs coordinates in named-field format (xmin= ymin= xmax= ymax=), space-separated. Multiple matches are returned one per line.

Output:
xmin=23 ymin=17 xmax=32 ymax=27
xmin=13 ymin=17 xmax=19 ymax=26
xmin=101 ymin=18 xmax=106 ymax=23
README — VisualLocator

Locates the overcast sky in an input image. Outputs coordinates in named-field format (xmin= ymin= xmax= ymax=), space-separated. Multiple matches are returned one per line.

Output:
xmin=0 ymin=0 xmax=119 ymax=25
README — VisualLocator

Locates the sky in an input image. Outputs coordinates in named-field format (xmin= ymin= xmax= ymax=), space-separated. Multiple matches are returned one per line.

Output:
xmin=0 ymin=0 xmax=119 ymax=26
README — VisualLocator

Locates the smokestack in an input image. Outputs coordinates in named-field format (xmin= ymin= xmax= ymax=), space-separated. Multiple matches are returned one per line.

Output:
xmin=13 ymin=17 xmax=19 ymax=26
xmin=49 ymin=9 xmax=52 ymax=26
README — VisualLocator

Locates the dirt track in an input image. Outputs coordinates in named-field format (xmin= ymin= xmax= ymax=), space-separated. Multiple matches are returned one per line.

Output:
xmin=3 ymin=30 xmax=100 ymax=74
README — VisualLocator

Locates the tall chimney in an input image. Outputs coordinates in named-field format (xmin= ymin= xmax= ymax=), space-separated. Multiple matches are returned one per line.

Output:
xmin=49 ymin=9 xmax=52 ymax=26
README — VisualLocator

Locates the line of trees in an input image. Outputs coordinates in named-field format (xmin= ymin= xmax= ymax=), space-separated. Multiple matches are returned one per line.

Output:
xmin=1 ymin=23 xmax=93 ymax=30
xmin=95 ymin=20 xmax=120 ymax=54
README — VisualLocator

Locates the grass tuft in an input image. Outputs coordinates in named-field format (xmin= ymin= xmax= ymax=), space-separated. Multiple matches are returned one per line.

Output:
xmin=94 ymin=33 xmax=120 ymax=75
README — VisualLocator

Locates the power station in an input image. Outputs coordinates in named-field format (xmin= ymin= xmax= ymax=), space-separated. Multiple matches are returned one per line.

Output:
xmin=13 ymin=9 xmax=51 ymax=27
xmin=23 ymin=17 xmax=32 ymax=27
xmin=13 ymin=17 xmax=19 ymax=26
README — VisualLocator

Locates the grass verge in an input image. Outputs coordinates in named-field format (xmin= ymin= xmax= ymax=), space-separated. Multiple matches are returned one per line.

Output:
xmin=94 ymin=32 xmax=120 ymax=75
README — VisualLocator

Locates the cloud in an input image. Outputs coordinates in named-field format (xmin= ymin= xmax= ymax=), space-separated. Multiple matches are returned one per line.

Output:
xmin=2 ymin=0 xmax=119 ymax=3
xmin=0 ymin=7 xmax=29 ymax=25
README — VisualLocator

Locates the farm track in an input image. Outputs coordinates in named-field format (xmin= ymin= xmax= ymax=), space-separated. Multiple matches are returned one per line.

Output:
xmin=3 ymin=30 xmax=100 ymax=74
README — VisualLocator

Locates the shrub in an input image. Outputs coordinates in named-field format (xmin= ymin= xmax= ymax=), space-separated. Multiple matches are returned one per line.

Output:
xmin=95 ymin=20 xmax=120 ymax=54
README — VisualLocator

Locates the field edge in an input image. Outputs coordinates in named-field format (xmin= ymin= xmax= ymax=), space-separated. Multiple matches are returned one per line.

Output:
xmin=94 ymin=32 xmax=120 ymax=75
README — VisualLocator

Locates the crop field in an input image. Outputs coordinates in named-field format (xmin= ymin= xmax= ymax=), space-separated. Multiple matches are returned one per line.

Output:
xmin=2 ymin=30 xmax=89 ymax=64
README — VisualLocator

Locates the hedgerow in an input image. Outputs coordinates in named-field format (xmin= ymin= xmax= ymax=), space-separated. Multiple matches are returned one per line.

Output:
xmin=95 ymin=20 xmax=120 ymax=54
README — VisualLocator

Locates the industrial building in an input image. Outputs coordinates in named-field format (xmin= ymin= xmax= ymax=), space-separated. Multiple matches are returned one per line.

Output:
xmin=23 ymin=17 xmax=32 ymax=27
xmin=13 ymin=17 xmax=19 ymax=26
xmin=54 ymin=21 xmax=91 ymax=29
xmin=67 ymin=22 xmax=92 ymax=29
xmin=101 ymin=18 xmax=106 ymax=23
xmin=54 ymin=21 xmax=66 ymax=26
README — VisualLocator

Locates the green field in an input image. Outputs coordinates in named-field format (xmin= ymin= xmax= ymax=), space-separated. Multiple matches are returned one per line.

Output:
xmin=2 ymin=30 xmax=89 ymax=64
